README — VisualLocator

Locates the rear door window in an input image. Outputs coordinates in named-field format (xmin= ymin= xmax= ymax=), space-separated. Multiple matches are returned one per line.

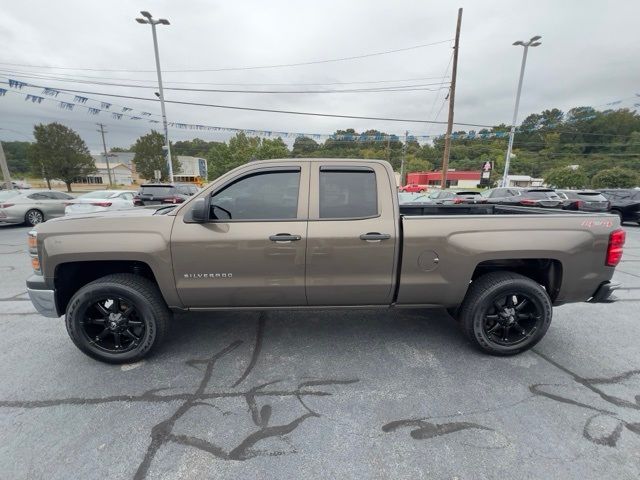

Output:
xmin=319 ymin=169 xmax=377 ymax=219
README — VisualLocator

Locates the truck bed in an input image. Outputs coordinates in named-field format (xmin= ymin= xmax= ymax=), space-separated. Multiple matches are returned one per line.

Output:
xmin=400 ymin=204 xmax=590 ymax=216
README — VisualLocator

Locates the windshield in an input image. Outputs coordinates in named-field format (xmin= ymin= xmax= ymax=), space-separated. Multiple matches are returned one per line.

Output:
xmin=525 ymin=191 xmax=560 ymax=199
xmin=77 ymin=191 xmax=117 ymax=199
xmin=139 ymin=186 xmax=174 ymax=196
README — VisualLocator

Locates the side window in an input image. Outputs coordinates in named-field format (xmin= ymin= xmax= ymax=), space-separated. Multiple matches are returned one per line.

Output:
xmin=50 ymin=192 xmax=73 ymax=200
xmin=319 ymin=169 xmax=377 ymax=219
xmin=28 ymin=193 xmax=47 ymax=200
xmin=210 ymin=170 xmax=300 ymax=220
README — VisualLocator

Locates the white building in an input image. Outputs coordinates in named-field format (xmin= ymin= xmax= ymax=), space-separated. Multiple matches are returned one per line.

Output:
xmin=505 ymin=175 xmax=545 ymax=188
xmin=74 ymin=162 xmax=133 ymax=186
xmin=174 ymin=156 xmax=208 ymax=185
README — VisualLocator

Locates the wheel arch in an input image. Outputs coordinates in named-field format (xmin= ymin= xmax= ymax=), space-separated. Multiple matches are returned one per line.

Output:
xmin=54 ymin=260 xmax=160 ymax=315
xmin=470 ymin=258 xmax=563 ymax=303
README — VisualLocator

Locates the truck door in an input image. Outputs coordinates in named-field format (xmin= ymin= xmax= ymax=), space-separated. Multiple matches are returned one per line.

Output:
xmin=305 ymin=162 xmax=398 ymax=306
xmin=171 ymin=163 xmax=309 ymax=308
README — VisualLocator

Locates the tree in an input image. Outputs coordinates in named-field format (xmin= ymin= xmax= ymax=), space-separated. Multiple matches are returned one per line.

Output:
xmin=291 ymin=136 xmax=320 ymax=157
xmin=3 ymin=141 xmax=31 ymax=175
xmin=257 ymin=137 xmax=289 ymax=159
xmin=29 ymin=123 xmax=96 ymax=192
xmin=206 ymin=143 xmax=232 ymax=180
xmin=132 ymin=130 xmax=180 ymax=182
xmin=544 ymin=166 xmax=588 ymax=189
xmin=591 ymin=167 xmax=639 ymax=188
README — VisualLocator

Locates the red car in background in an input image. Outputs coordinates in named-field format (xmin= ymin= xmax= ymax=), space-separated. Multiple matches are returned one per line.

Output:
xmin=399 ymin=183 xmax=427 ymax=193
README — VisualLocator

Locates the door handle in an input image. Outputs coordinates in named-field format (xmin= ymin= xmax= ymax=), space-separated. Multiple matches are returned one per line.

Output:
xmin=269 ymin=233 xmax=301 ymax=242
xmin=359 ymin=232 xmax=391 ymax=241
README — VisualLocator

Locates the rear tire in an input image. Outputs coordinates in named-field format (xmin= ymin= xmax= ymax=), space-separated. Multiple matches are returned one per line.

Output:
xmin=65 ymin=273 xmax=170 ymax=364
xmin=458 ymin=271 xmax=552 ymax=356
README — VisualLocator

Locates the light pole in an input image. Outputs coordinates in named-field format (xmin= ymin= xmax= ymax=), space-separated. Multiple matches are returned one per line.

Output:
xmin=501 ymin=35 xmax=542 ymax=187
xmin=136 ymin=11 xmax=174 ymax=183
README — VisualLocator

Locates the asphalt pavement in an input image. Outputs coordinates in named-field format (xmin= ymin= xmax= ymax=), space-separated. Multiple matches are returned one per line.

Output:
xmin=1 ymin=222 xmax=640 ymax=479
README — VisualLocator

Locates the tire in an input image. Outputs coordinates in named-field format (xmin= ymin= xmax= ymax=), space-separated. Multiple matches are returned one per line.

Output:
xmin=25 ymin=209 xmax=44 ymax=226
xmin=65 ymin=273 xmax=170 ymax=364
xmin=458 ymin=271 xmax=552 ymax=356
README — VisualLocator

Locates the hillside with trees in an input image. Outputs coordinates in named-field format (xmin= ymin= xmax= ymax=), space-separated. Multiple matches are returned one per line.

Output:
xmin=3 ymin=106 xmax=639 ymax=188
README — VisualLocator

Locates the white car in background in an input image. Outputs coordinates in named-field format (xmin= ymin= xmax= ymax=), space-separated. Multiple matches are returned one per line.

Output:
xmin=64 ymin=190 xmax=137 ymax=216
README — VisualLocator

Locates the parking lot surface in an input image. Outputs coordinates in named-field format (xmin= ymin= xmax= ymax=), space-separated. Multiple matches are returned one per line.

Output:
xmin=1 ymin=223 xmax=640 ymax=479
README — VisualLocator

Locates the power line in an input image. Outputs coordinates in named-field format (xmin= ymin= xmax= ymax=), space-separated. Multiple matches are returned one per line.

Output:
xmin=0 ymin=68 xmax=450 ymax=87
xmin=1 ymin=80 xmax=493 ymax=127
xmin=0 ymin=72 xmax=451 ymax=94
xmin=0 ymin=39 xmax=453 ymax=73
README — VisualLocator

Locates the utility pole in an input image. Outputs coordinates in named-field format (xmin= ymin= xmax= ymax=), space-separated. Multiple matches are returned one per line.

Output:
xmin=440 ymin=7 xmax=463 ymax=190
xmin=136 ymin=11 xmax=174 ymax=183
xmin=400 ymin=130 xmax=408 ymax=186
xmin=501 ymin=35 xmax=542 ymax=187
xmin=0 ymin=141 xmax=12 ymax=190
xmin=96 ymin=123 xmax=113 ymax=187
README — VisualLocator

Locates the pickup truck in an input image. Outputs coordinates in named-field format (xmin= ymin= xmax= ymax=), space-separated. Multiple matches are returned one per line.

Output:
xmin=26 ymin=159 xmax=625 ymax=364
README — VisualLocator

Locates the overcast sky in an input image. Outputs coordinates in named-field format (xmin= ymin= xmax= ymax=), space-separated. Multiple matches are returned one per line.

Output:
xmin=0 ymin=0 xmax=638 ymax=152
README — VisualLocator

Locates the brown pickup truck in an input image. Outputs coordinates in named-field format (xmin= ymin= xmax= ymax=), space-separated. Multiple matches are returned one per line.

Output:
xmin=26 ymin=159 xmax=625 ymax=363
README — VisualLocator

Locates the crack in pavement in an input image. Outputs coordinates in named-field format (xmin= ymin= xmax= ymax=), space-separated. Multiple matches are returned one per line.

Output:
xmin=531 ymin=349 xmax=640 ymax=447
xmin=0 ymin=312 xmax=359 ymax=478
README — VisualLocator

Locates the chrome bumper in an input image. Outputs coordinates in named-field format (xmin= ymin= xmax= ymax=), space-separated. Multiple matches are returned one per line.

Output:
xmin=27 ymin=287 xmax=60 ymax=318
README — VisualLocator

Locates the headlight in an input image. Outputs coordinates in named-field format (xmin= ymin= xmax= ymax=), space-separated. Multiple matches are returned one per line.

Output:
xmin=28 ymin=230 xmax=41 ymax=274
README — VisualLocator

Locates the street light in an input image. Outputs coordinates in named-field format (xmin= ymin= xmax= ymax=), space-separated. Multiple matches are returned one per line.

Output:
xmin=501 ymin=35 xmax=542 ymax=187
xmin=136 ymin=11 xmax=174 ymax=183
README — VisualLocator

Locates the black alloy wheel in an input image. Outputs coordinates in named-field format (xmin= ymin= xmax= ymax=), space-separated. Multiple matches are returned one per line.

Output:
xmin=458 ymin=271 xmax=552 ymax=355
xmin=482 ymin=293 xmax=543 ymax=347
xmin=81 ymin=296 xmax=146 ymax=354
xmin=65 ymin=273 xmax=170 ymax=363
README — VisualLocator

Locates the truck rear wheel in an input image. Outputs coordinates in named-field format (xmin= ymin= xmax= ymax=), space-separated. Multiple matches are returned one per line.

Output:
xmin=65 ymin=273 xmax=170 ymax=364
xmin=458 ymin=272 xmax=552 ymax=355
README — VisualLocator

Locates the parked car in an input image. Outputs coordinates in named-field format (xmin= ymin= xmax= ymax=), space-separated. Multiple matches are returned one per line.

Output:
xmin=599 ymin=189 xmax=640 ymax=224
xmin=0 ymin=180 xmax=31 ymax=190
xmin=0 ymin=189 xmax=74 ymax=225
xmin=26 ymin=158 xmax=623 ymax=363
xmin=64 ymin=190 xmax=137 ymax=216
xmin=482 ymin=187 xmax=563 ymax=208
xmin=557 ymin=190 xmax=610 ymax=212
xmin=399 ymin=183 xmax=427 ymax=193
xmin=429 ymin=189 xmax=484 ymax=204
xmin=134 ymin=183 xmax=199 ymax=206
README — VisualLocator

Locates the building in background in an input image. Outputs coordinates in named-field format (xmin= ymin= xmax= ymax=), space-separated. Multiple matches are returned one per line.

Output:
xmin=73 ymin=162 xmax=133 ymax=186
xmin=405 ymin=171 xmax=481 ymax=189
xmin=91 ymin=152 xmax=142 ymax=184
xmin=174 ymin=156 xmax=208 ymax=186
xmin=505 ymin=175 xmax=545 ymax=187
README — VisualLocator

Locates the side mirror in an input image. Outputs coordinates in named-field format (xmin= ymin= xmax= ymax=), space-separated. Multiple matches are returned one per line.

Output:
xmin=190 ymin=198 xmax=207 ymax=223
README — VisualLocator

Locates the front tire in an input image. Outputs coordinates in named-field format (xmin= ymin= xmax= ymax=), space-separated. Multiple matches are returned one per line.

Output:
xmin=25 ymin=209 xmax=44 ymax=226
xmin=458 ymin=272 xmax=552 ymax=355
xmin=65 ymin=273 xmax=170 ymax=364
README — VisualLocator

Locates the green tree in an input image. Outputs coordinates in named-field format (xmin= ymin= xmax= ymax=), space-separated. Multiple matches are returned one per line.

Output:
xmin=291 ymin=136 xmax=320 ymax=157
xmin=206 ymin=143 xmax=232 ymax=180
xmin=3 ymin=141 xmax=31 ymax=175
xmin=132 ymin=130 xmax=181 ymax=182
xmin=591 ymin=167 xmax=638 ymax=188
xmin=29 ymin=123 xmax=96 ymax=192
xmin=544 ymin=166 xmax=588 ymax=188
xmin=257 ymin=137 xmax=289 ymax=159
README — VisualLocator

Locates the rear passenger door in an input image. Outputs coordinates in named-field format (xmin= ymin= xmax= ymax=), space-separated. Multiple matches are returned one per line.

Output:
xmin=306 ymin=163 xmax=398 ymax=306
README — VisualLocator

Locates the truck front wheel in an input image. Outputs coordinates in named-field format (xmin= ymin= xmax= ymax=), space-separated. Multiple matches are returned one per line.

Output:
xmin=65 ymin=273 xmax=170 ymax=364
xmin=458 ymin=272 xmax=552 ymax=355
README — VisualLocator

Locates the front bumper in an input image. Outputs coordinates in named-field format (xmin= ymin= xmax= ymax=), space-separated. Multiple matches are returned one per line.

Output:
xmin=589 ymin=281 xmax=621 ymax=303
xmin=26 ymin=275 xmax=59 ymax=317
